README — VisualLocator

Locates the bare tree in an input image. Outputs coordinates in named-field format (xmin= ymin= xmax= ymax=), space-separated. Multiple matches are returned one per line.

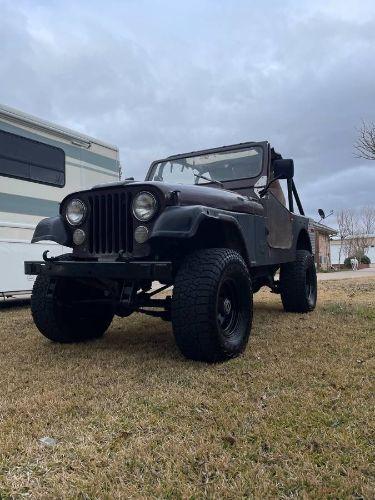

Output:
xmin=338 ymin=207 xmax=375 ymax=262
xmin=360 ymin=206 xmax=375 ymax=235
xmin=336 ymin=209 xmax=353 ymax=265
xmin=355 ymin=121 xmax=375 ymax=160
xmin=355 ymin=206 xmax=375 ymax=257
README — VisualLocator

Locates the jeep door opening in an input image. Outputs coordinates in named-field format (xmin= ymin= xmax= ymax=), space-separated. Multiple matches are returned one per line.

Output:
xmin=25 ymin=141 xmax=317 ymax=362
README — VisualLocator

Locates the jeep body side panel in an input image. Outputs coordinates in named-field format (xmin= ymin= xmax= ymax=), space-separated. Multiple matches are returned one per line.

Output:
xmin=263 ymin=213 xmax=309 ymax=266
xmin=150 ymin=204 xmax=305 ymax=267
xmin=263 ymin=192 xmax=293 ymax=249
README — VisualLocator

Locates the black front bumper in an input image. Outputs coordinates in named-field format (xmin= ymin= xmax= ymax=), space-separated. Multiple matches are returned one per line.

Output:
xmin=24 ymin=260 xmax=173 ymax=282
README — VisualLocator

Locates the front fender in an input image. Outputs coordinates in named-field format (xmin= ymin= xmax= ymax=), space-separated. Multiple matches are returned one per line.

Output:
xmin=31 ymin=216 xmax=72 ymax=246
xmin=150 ymin=206 xmax=210 ymax=239
xmin=150 ymin=205 xmax=253 ymax=264
xmin=150 ymin=205 xmax=248 ymax=241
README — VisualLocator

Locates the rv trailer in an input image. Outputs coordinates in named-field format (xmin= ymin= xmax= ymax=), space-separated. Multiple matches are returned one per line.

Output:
xmin=0 ymin=104 xmax=119 ymax=298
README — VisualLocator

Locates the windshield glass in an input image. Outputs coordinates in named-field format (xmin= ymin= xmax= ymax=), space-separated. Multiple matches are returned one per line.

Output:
xmin=148 ymin=146 xmax=263 ymax=185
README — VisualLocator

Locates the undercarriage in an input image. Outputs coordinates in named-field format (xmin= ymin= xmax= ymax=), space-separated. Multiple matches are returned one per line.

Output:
xmin=25 ymin=257 xmax=173 ymax=319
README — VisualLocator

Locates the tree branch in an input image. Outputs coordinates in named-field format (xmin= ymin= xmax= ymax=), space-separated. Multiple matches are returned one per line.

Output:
xmin=354 ymin=120 xmax=375 ymax=160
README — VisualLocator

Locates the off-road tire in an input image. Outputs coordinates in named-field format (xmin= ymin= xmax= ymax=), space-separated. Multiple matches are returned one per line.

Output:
xmin=31 ymin=275 xmax=114 ymax=342
xmin=172 ymin=248 xmax=253 ymax=362
xmin=280 ymin=250 xmax=317 ymax=313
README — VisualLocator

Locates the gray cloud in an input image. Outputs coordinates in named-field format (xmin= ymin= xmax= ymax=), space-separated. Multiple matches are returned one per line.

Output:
xmin=1 ymin=0 xmax=374 ymax=218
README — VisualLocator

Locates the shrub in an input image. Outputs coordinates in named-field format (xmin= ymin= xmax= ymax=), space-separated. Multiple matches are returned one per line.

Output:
xmin=344 ymin=255 xmax=371 ymax=267
xmin=360 ymin=255 xmax=371 ymax=265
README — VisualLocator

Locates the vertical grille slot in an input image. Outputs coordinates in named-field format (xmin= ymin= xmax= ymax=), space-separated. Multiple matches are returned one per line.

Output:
xmin=95 ymin=195 xmax=101 ymax=252
xmin=100 ymin=195 xmax=106 ymax=252
xmin=88 ymin=197 xmax=94 ymax=253
xmin=127 ymin=193 xmax=133 ymax=253
xmin=87 ymin=191 xmax=132 ymax=256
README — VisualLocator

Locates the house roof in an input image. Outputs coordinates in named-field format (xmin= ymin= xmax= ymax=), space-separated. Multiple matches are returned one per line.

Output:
xmin=308 ymin=219 xmax=337 ymax=235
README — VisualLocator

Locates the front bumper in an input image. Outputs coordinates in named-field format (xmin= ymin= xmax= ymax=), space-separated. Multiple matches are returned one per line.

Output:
xmin=24 ymin=260 xmax=173 ymax=282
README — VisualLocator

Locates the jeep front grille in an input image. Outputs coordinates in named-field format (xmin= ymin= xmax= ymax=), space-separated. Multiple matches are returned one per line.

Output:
xmin=87 ymin=191 xmax=133 ymax=255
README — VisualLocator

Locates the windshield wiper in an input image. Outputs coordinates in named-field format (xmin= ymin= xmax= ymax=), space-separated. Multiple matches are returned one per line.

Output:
xmin=194 ymin=173 xmax=224 ymax=188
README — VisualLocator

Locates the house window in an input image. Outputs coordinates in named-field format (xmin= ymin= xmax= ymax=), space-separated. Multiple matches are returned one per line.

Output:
xmin=0 ymin=129 xmax=65 ymax=187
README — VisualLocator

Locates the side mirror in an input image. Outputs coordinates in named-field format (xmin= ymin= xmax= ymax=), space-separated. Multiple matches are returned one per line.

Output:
xmin=273 ymin=159 xmax=294 ymax=179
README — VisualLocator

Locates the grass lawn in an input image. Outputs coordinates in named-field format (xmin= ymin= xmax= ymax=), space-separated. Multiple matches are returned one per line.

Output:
xmin=0 ymin=278 xmax=374 ymax=498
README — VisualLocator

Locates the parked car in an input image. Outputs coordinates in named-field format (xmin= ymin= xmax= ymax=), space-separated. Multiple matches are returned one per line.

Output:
xmin=25 ymin=141 xmax=317 ymax=362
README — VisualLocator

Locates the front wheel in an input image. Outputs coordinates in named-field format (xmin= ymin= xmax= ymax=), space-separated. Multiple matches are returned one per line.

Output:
xmin=172 ymin=248 xmax=253 ymax=362
xmin=280 ymin=250 xmax=317 ymax=313
xmin=31 ymin=275 xmax=114 ymax=342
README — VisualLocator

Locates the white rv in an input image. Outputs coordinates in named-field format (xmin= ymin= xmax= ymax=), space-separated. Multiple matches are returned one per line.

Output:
xmin=0 ymin=104 xmax=120 ymax=298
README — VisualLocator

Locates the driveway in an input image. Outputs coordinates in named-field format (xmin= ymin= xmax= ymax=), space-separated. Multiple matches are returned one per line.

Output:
xmin=317 ymin=267 xmax=375 ymax=281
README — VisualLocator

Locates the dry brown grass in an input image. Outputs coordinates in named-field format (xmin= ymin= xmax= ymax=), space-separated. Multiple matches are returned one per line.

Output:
xmin=0 ymin=277 xmax=374 ymax=499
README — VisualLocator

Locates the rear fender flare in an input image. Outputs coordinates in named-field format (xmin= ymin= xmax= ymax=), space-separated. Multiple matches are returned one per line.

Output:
xmin=295 ymin=228 xmax=312 ymax=254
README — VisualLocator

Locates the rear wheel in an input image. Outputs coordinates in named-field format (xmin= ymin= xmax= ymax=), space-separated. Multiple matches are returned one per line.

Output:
xmin=280 ymin=250 xmax=317 ymax=313
xmin=31 ymin=275 xmax=114 ymax=342
xmin=172 ymin=248 xmax=253 ymax=362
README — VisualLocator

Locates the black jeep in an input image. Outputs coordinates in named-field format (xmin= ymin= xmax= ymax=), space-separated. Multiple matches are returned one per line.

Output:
xmin=25 ymin=141 xmax=317 ymax=362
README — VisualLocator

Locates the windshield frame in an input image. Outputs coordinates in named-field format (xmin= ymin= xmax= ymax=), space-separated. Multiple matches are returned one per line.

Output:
xmin=145 ymin=141 xmax=269 ymax=188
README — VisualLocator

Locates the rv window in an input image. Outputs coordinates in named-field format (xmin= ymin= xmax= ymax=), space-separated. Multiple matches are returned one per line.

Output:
xmin=0 ymin=129 xmax=65 ymax=187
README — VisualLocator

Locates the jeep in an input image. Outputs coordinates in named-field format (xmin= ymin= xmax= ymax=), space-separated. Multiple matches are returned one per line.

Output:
xmin=25 ymin=141 xmax=317 ymax=362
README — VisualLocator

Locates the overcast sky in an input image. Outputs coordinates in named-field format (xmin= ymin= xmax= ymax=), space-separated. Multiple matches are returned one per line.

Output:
xmin=1 ymin=0 xmax=374 ymax=218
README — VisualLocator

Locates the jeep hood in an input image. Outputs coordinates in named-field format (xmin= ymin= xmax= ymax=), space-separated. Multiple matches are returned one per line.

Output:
xmin=91 ymin=180 xmax=263 ymax=215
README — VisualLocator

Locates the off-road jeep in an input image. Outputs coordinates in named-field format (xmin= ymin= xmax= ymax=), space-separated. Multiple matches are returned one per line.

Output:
xmin=25 ymin=141 xmax=317 ymax=362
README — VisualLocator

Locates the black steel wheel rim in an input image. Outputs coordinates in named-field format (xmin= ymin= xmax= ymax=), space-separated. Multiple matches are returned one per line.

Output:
xmin=217 ymin=278 xmax=240 ymax=335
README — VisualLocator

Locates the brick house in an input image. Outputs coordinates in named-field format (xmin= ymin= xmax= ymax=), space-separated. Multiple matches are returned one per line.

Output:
xmin=308 ymin=220 xmax=337 ymax=271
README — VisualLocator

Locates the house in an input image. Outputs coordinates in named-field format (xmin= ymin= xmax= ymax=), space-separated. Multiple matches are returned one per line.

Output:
xmin=330 ymin=234 xmax=375 ymax=267
xmin=308 ymin=220 xmax=337 ymax=271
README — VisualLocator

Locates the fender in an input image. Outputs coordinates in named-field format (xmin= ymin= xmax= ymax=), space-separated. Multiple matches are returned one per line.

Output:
xmin=295 ymin=227 xmax=312 ymax=254
xmin=31 ymin=216 xmax=72 ymax=246
xmin=150 ymin=205 xmax=245 ymax=239
xmin=150 ymin=205 xmax=255 ymax=265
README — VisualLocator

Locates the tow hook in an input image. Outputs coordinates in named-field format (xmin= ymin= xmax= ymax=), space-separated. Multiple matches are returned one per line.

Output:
xmin=42 ymin=250 xmax=59 ymax=262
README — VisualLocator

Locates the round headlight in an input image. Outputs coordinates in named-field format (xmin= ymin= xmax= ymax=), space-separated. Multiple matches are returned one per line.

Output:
xmin=66 ymin=199 xmax=86 ymax=226
xmin=132 ymin=192 xmax=157 ymax=221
